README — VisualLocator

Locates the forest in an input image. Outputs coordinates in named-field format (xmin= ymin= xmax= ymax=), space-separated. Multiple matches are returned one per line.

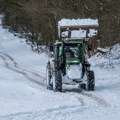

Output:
xmin=0 ymin=0 xmax=120 ymax=49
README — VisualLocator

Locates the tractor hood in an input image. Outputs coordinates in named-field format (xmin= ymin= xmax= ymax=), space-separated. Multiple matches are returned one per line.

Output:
xmin=66 ymin=64 xmax=82 ymax=79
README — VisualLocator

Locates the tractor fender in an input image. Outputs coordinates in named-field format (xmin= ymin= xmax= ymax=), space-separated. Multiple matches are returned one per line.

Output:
xmin=49 ymin=57 xmax=55 ymax=73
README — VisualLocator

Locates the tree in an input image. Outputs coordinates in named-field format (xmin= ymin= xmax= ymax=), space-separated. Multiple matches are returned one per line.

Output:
xmin=1 ymin=0 xmax=120 ymax=48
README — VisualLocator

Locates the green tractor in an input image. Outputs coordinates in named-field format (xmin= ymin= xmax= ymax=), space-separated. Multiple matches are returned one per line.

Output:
xmin=46 ymin=21 xmax=98 ymax=92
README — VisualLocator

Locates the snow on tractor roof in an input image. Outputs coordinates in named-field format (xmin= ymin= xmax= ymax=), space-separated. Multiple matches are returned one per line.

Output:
xmin=58 ymin=18 xmax=99 ymax=39
xmin=58 ymin=18 xmax=98 ymax=28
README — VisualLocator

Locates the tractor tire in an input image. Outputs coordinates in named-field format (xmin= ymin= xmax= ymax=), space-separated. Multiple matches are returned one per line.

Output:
xmin=86 ymin=70 xmax=95 ymax=91
xmin=53 ymin=69 xmax=62 ymax=92
xmin=46 ymin=62 xmax=53 ymax=90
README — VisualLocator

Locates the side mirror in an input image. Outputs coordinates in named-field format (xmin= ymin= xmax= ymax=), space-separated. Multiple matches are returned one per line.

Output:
xmin=88 ymin=44 xmax=92 ymax=51
xmin=49 ymin=45 xmax=53 ymax=52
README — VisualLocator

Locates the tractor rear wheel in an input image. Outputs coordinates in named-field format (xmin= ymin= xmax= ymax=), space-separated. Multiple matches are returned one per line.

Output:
xmin=86 ymin=70 xmax=95 ymax=91
xmin=53 ymin=69 xmax=62 ymax=92
xmin=46 ymin=62 xmax=53 ymax=90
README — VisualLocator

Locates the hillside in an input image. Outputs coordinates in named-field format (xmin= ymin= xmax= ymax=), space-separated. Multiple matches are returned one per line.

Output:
xmin=1 ymin=0 xmax=120 ymax=47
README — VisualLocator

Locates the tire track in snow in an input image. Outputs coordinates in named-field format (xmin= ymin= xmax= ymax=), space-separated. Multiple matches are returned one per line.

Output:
xmin=63 ymin=88 xmax=85 ymax=106
xmin=0 ymin=51 xmax=46 ymax=86
xmin=0 ymin=104 xmax=86 ymax=120
xmin=0 ymin=51 xmax=111 ymax=108
xmin=81 ymin=91 xmax=111 ymax=107
xmin=74 ymin=95 xmax=85 ymax=106
xmin=65 ymin=88 xmax=111 ymax=107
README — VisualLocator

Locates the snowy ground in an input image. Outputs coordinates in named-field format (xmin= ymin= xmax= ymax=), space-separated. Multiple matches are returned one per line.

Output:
xmin=0 ymin=15 xmax=120 ymax=120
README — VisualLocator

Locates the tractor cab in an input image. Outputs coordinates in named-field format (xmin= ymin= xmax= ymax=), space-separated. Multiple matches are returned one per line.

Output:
xmin=54 ymin=41 xmax=83 ymax=65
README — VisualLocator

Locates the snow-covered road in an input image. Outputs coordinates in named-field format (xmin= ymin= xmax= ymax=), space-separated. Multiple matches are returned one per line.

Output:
xmin=0 ymin=15 xmax=120 ymax=120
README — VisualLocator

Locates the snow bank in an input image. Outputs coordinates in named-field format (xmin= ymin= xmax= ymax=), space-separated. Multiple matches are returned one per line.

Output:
xmin=90 ymin=44 xmax=120 ymax=69
xmin=0 ymin=15 xmax=80 ymax=117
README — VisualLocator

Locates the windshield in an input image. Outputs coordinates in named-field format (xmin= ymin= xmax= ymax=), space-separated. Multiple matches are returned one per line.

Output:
xmin=55 ymin=43 xmax=82 ymax=61
xmin=64 ymin=45 xmax=79 ymax=58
